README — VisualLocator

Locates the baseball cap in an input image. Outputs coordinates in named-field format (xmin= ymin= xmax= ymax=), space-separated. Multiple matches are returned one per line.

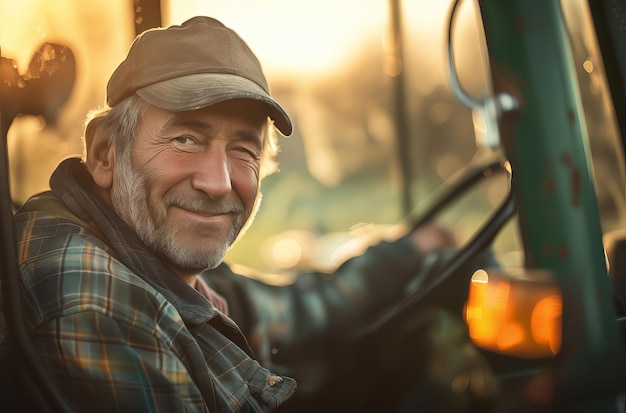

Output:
xmin=106 ymin=16 xmax=292 ymax=136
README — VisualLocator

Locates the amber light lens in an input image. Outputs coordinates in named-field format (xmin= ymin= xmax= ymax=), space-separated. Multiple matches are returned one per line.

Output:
xmin=464 ymin=268 xmax=562 ymax=359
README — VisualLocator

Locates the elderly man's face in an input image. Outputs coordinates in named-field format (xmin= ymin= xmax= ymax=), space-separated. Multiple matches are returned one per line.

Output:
xmin=111 ymin=100 xmax=267 ymax=276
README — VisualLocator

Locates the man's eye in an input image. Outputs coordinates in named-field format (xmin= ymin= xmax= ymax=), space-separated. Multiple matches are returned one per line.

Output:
xmin=173 ymin=136 xmax=196 ymax=145
xmin=237 ymin=147 xmax=261 ymax=160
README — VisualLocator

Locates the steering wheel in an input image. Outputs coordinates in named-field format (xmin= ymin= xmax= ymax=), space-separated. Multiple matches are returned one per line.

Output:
xmin=275 ymin=156 xmax=516 ymax=413
xmin=356 ymin=157 xmax=515 ymax=339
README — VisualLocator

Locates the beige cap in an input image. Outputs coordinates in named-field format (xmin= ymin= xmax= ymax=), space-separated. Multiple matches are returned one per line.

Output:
xmin=106 ymin=16 xmax=292 ymax=135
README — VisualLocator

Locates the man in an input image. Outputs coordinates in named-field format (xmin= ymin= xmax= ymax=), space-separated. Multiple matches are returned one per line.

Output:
xmin=0 ymin=16 xmax=297 ymax=412
xmin=0 ymin=15 xmax=464 ymax=413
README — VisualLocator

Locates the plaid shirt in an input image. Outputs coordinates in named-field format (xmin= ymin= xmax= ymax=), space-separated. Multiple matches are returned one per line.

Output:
xmin=0 ymin=191 xmax=296 ymax=412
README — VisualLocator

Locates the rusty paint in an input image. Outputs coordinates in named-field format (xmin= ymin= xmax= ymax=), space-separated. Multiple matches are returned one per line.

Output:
xmin=567 ymin=108 xmax=576 ymax=123
xmin=560 ymin=152 xmax=581 ymax=207
xmin=516 ymin=18 xmax=528 ymax=33
xmin=558 ymin=243 xmax=570 ymax=260
xmin=561 ymin=152 xmax=573 ymax=167
xmin=543 ymin=176 xmax=556 ymax=194
xmin=541 ymin=159 xmax=555 ymax=194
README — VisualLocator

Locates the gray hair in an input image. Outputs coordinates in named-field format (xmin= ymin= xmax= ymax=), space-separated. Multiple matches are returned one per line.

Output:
xmin=82 ymin=95 xmax=281 ymax=178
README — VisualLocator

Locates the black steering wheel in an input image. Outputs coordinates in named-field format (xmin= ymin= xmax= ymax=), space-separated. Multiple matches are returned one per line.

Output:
xmin=355 ymin=157 xmax=516 ymax=340
xmin=275 ymin=156 xmax=516 ymax=413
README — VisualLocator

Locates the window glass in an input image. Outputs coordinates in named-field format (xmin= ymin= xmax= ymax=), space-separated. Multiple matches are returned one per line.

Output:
xmin=2 ymin=0 xmax=623 ymax=276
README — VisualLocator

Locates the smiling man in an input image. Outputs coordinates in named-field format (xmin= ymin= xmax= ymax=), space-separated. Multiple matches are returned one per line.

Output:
xmin=0 ymin=16 xmax=296 ymax=412
xmin=97 ymin=99 xmax=268 ymax=284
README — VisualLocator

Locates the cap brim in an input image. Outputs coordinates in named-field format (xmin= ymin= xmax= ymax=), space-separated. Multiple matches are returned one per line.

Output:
xmin=135 ymin=73 xmax=292 ymax=136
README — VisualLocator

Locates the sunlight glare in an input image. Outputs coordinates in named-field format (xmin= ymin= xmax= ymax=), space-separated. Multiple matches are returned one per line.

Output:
xmin=162 ymin=0 xmax=449 ymax=79
xmin=163 ymin=0 xmax=388 ymax=77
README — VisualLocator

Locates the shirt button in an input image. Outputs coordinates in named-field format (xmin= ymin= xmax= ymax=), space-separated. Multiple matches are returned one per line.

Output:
xmin=268 ymin=375 xmax=282 ymax=386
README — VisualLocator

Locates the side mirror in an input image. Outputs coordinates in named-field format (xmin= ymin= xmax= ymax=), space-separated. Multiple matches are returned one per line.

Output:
xmin=0 ymin=42 xmax=75 ymax=127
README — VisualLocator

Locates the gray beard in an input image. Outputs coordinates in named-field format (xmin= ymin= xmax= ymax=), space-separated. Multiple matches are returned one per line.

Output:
xmin=109 ymin=152 xmax=244 ymax=272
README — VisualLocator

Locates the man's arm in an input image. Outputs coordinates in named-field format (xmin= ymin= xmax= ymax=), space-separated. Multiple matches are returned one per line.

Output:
xmin=204 ymin=222 xmax=458 ymax=362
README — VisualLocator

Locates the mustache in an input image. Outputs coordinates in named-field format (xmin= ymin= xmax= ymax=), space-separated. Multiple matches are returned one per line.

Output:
xmin=165 ymin=193 xmax=244 ymax=215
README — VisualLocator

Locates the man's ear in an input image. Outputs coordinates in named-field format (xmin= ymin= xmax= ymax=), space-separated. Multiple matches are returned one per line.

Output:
xmin=84 ymin=120 xmax=116 ymax=189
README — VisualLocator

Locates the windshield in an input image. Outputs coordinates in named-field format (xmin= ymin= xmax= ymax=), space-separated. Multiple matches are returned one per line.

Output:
xmin=1 ymin=0 xmax=624 ymax=276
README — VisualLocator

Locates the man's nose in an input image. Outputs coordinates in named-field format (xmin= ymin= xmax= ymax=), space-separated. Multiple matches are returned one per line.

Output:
xmin=191 ymin=150 xmax=232 ymax=199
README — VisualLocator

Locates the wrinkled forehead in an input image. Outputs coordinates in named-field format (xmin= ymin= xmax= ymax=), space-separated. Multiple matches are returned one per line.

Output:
xmin=139 ymin=99 xmax=270 ymax=140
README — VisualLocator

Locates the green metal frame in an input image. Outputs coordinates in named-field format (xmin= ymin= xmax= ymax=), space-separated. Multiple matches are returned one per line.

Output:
xmin=478 ymin=0 xmax=626 ymax=410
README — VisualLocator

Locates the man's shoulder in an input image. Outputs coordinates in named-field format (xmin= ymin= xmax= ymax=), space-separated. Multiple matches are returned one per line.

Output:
xmin=15 ymin=192 xmax=110 ymax=262
xmin=14 ymin=194 xmax=176 ymax=329
xmin=15 ymin=191 xmax=95 ymax=231
xmin=17 ymin=190 xmax=69 ymax=215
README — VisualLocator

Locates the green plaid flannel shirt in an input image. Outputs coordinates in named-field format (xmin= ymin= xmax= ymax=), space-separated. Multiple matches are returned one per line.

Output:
xmin=0 ymin=197 xmax=296 ymax=412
